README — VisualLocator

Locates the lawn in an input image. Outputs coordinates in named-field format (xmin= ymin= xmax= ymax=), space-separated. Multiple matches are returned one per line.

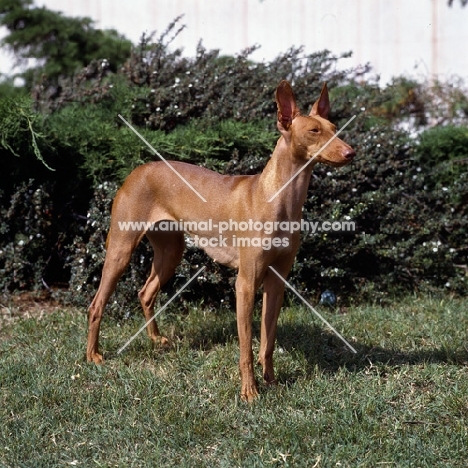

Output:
xmin=1 ymin=295 xmax=467 ymax=467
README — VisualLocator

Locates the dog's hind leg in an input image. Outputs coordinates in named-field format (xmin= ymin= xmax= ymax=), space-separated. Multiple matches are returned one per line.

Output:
xmin=138 ymin=231 xmax=185 ymax=346
xmin=87 ymin=226 xmax=144 ymax=363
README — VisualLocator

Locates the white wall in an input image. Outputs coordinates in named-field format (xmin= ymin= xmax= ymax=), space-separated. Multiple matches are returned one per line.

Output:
xmin=1 ymin=0 xmax=467 ymax=84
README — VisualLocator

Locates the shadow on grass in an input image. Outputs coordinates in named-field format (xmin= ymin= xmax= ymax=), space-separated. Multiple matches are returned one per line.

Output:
xmin=173 ymin=307 xmax=467 ymax=383
xmin=104 ymin=306 xmax=467 ymax=386
xmin=275 ymin=321 xmax=468 ymax=385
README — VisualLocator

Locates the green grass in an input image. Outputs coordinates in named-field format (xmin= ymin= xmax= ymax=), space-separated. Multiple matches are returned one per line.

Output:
xmin=1 ymin=296 xmax=467 ymax=467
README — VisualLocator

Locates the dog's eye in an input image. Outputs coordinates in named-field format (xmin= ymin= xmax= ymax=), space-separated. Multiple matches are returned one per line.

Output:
xmin=309 ymin=128 xmax=320 ymax=133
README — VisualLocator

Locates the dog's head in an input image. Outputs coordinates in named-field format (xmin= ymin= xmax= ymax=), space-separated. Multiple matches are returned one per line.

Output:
xmin=275 ymin=80 xmax=355 ymax=167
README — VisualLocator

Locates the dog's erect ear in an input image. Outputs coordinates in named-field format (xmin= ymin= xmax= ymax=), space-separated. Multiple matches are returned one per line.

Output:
xmin=275 ymin=80 xmax=300 ymax=130
xmin=310 ymin=83 xmax=330 ymax=119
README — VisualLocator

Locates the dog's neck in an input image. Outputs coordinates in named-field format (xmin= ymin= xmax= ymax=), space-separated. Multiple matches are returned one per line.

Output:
xmin=258 ymin=135 xmax=317 ymax=220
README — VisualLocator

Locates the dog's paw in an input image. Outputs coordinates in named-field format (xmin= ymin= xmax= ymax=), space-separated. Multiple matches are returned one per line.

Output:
xmin=240 ymin=383 xmax=260 ymax=403
xmin=152 ymin=335 xmax=171 ymax=349
xmin=87 ymin=352 xmax=103 ymax=364
xmin=263 ymin=373 xmax=278 ymax=386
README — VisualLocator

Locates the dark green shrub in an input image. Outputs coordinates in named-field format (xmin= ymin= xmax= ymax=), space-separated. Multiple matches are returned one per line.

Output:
xmin=37 ymin=18 xmax=358 ymax=129
xmin=293 ymin=123 xmax=467 ymax=302
xmin=64 ymin=121 xmax=467 ymax=311
xmin=0 ymin=97 xmax=92 ymax=291
xmin=0 ymin=181 xmax=53 ymax=290
xmin=416 ymin=125 xmax=468 ymax=187
xmin=1 ymin=16 xmax=467 ymax=307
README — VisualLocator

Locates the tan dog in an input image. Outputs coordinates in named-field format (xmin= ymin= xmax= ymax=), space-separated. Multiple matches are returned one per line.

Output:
xmin=87 ymin=80 xmax=355 ymax=401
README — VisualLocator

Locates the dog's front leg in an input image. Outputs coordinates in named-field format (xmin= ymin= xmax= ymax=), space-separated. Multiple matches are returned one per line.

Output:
xmin=235 ymin=271 xmax=260 ymax=402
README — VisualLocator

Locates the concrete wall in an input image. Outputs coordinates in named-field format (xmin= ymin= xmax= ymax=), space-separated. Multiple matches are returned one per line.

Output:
xmin=2 ymin=0 xmax=467 ymax=84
